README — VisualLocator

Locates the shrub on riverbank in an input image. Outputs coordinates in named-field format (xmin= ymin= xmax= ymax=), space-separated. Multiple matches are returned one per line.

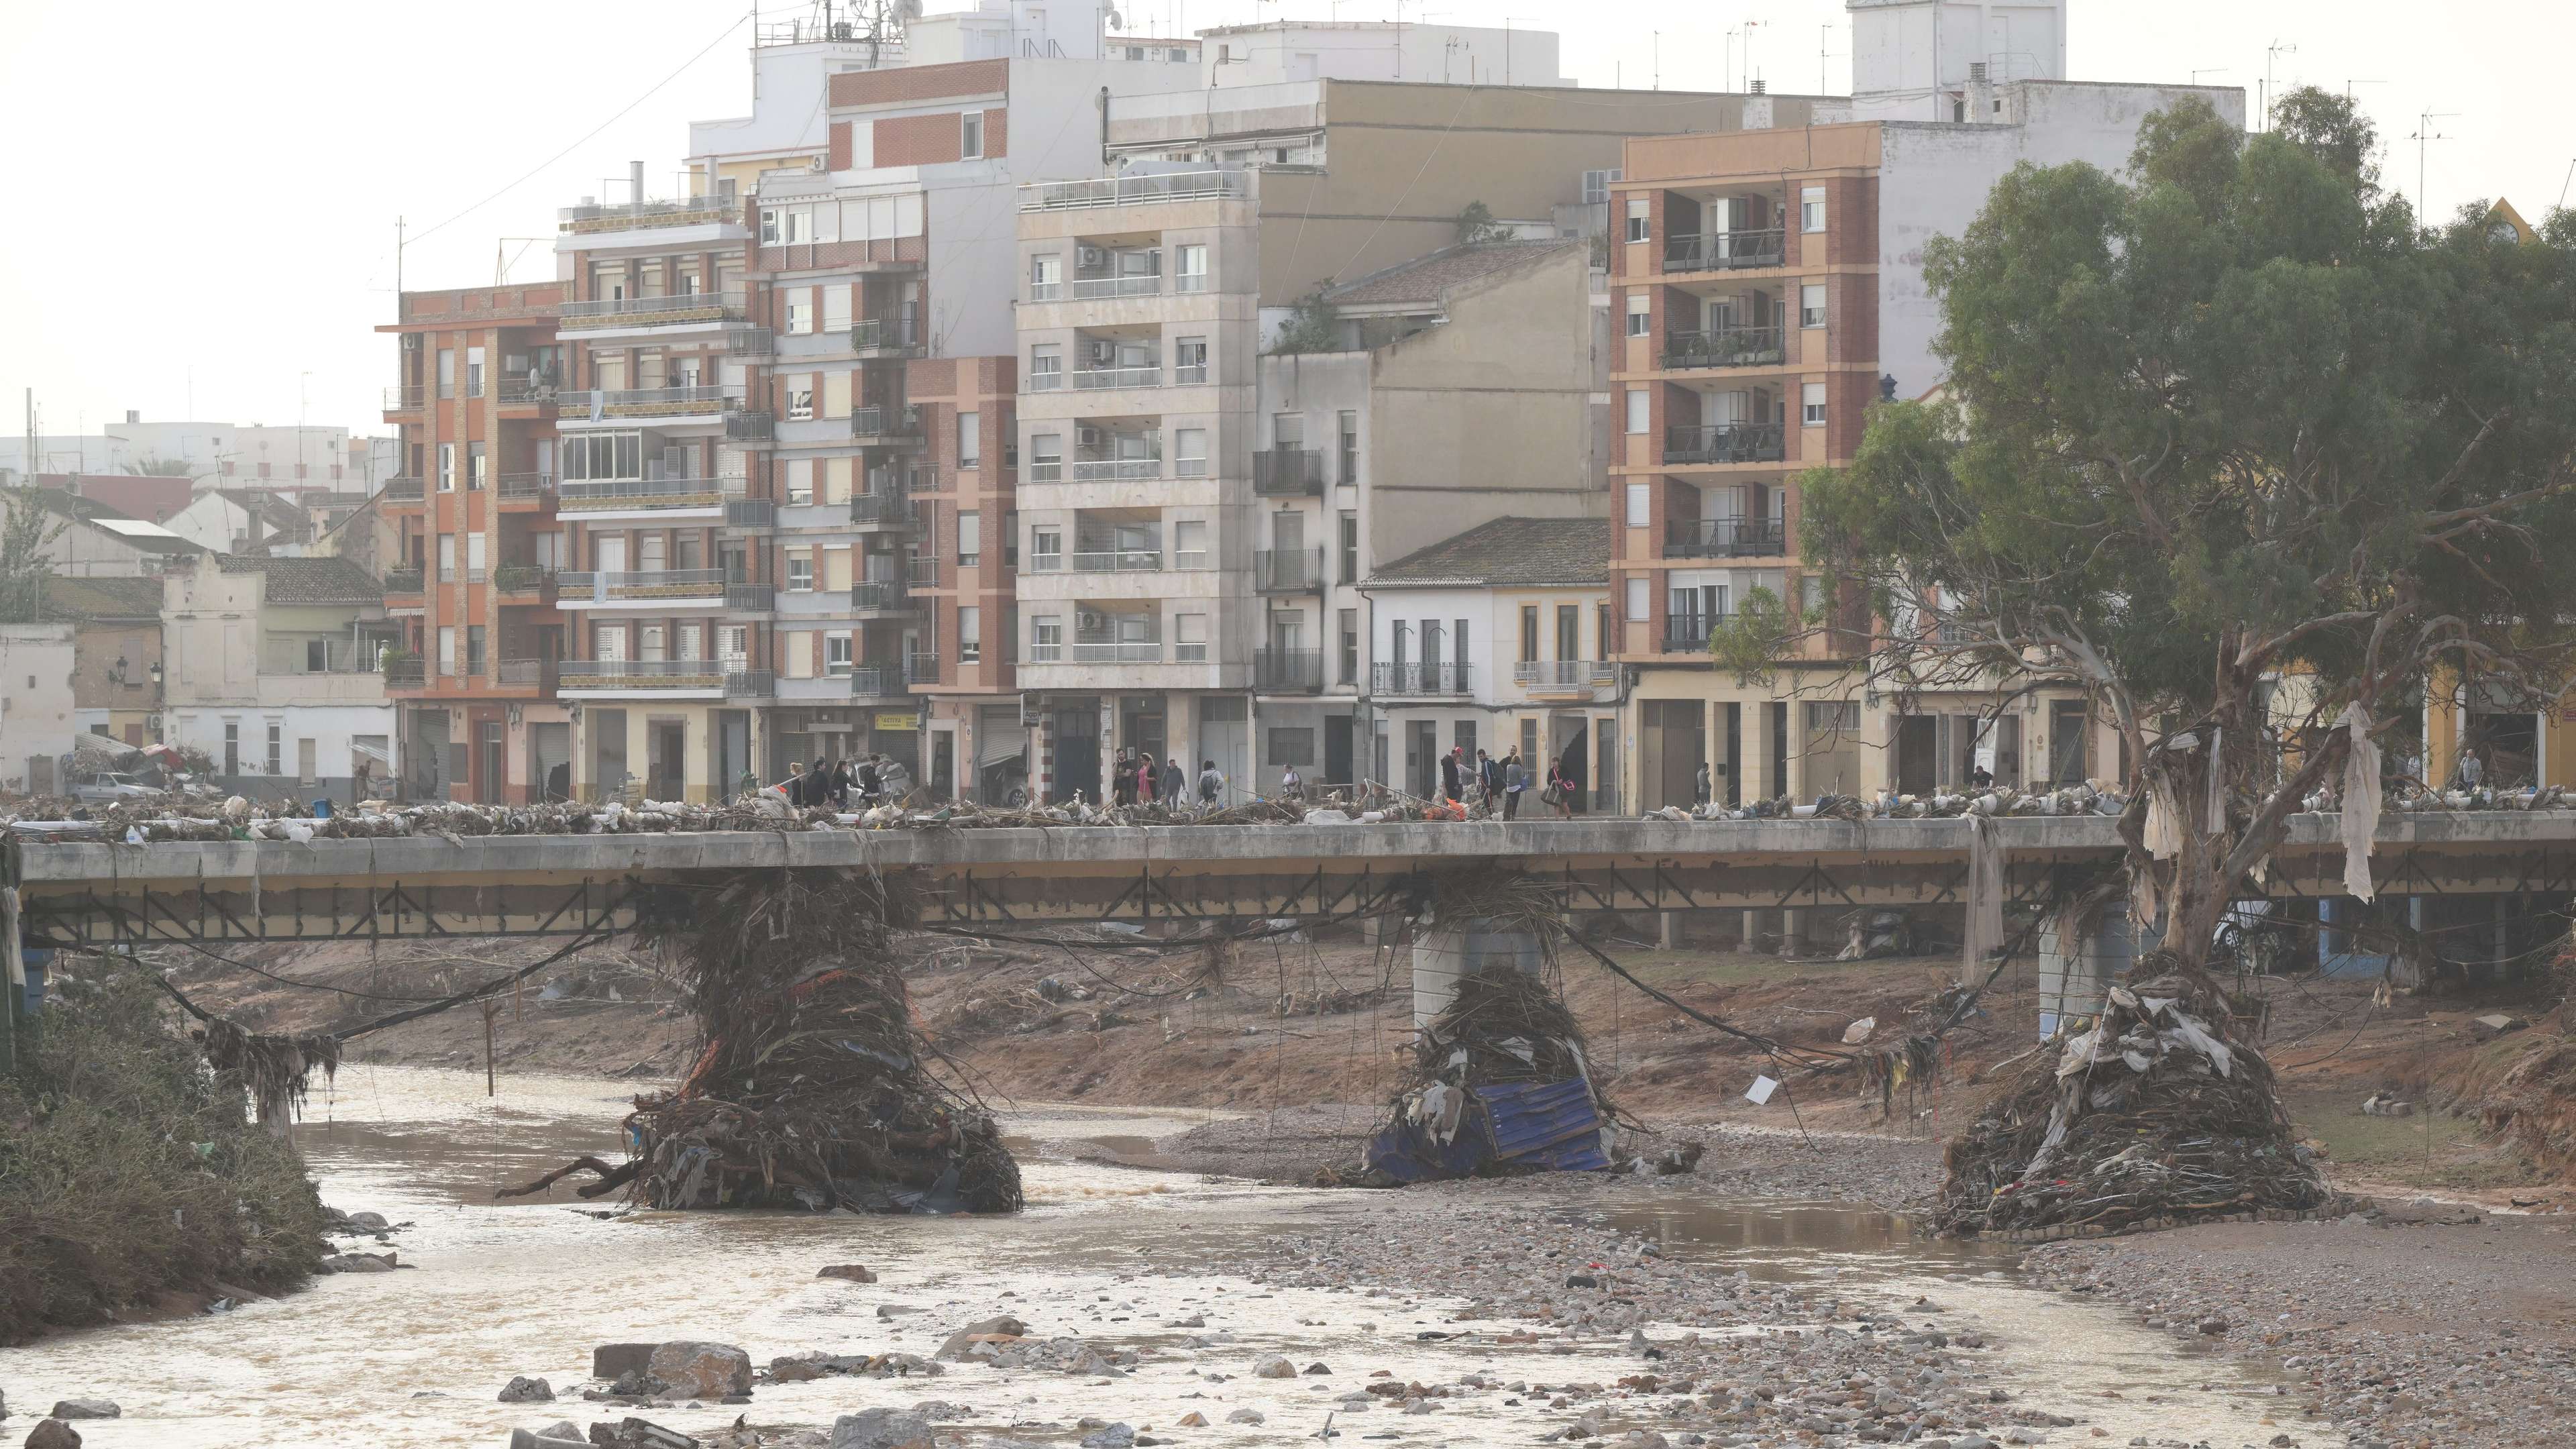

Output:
xmin=0 ymin=969 xmax=329 ymax=1344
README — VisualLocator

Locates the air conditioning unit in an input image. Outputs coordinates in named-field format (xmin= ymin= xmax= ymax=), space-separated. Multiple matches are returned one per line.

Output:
xmin=810 ymin=156 xmax=829 ymax=172
xmin=1085 ymin=339 xmax=1117 ymax=366
xmin=1078 ymin=425 xmax=1106 ymax=447
xmin=401 ymin=334 xmax=423 ymax=352
xmin=1078 ymin=610 xmax=1106 ymax=631
xmin=1077 ymin=245 xmax=1108 ymax=268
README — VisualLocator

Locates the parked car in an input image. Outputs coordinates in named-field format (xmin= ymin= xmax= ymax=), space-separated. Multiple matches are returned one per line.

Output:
xmin=70 ymin=771 xmax=160 ymax=802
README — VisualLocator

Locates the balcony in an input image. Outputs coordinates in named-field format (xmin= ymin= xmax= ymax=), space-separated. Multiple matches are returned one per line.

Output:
xmin=1516 ymin=661 xmax=1618 ymax=695
xmin=1255 ymin=647 xmax=1322 ymax=693
xmin=493 ymin=565 xmax=557 ymax=596
xmin=384 ymin=567 xmax=424 ymax=595
xmin=1664 ymin=229 xmax=1786 ymax=274
xmin=850 ymin=580 xmax=914 ymax=615
xmin=382 ymin=657 xmax=426 ymax=686
xmin=849 ymin=663 xmax=907 ymax=698
xmin=1072 ymin=365 xmax=1161 ymax=390
xmin=1373 ymin=662 xmax=1470 ymax=696
xmin=557 ymin=386 xmax=738 ymax=422
xmin=725 ymin=411 xmax=775 ymax=441
xmin=1665 ymin=423 xmax=1786 ymax=466
xmin=554 ymin=569 xmax=728 ymax=608
xmin=1069 ymin=456 xmax=1162 ymax=482
xmin=556 ymin=659 xmax=727 ymax=694
xmin=496 ymin=471 xmax=557 ymax=504
xmin=382 ymin=478 xmax=425 ymax=503
xmin=724 ymin=327 xmax=775 ymax=359
xmin=904 ymin=653 xmax=939 ymax=686
xmin=384 ymin=385 xmax=424 ymax=413
xmin=851 ymin=404 xmax=924 ymax=444
xmin=1069 ymin=641 xmax=1162 ymax=663
xmin=908 ymin=555 xmax=942 ymax=588
xmin=555 ymin=292 xmax=745 ymax=330
xmin=558 ymin=194 xmax=740 ymax=235
xmin=851 ymin=317 xmax=924 ymax=358
xmin=1663 ymin=616 xmax=1727 ymax=653
xmin=497 ymin=373 xmax=560 ymax=406
xmin=726 ymin=582 xmax=777 ymax=612
xmin=1665 ymin=517 xmax=1787 ymax=558
xmin=849 ymin=490 xmax=916 ymax=529
xmin=557 ymin=476 xmax=724 ymax=516
xmin=1254 ymin=548 xmax=1326 ymax=594
xmin=1069 ymin=275 xmax=1163 ymax=301
xmin=1019 ymin=170 xmax=1250 ymax=211
xmin=725 ymin=498 xmax=775 ymax=529
xmin=1067 ymin=549 xmax=1162 ymax=573
xmin=496 ymin=657 xmax=553 ymax=688
xmin=725 ymin=668 xmax=775 ymax=698
xmin=1252 ymin=449 xmax=1325 ymax=497
xmin=1662 ymin=326 xmax=1786 ymax=371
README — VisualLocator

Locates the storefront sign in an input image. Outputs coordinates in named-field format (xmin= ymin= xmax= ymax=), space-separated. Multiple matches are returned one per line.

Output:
xmin=873 ymin=712 xmax=920 ymax=731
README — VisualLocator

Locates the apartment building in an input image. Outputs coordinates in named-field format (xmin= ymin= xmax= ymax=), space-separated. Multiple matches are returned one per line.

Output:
xmin=1362 ymin=517 xmax=1615 ymax=808
xmin=160 ymin=555 xmax=398 ymax=802
xmin=377 ymin=282 xmax=574 ymax=803
xmin=1610 ymin=5 xmax=2242 ymax=812
xmin=48 ymin=575 xmax=166 ymax=746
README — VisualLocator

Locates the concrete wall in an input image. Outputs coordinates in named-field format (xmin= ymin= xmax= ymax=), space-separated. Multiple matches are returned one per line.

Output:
xmin=0 ymin=624 xmax=78 ymax=792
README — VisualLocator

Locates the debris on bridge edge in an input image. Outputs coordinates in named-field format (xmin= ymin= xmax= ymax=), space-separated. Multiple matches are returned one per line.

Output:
xmin=502 ymin=867 xmax=1022 ymax=1215
xmin=1932 ymin=961 xmax=2332 ymax=1236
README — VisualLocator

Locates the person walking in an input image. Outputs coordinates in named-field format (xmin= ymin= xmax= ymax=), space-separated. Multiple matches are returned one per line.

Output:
xmin=1503 ymin=748 xmax=1526 ymax=820
xmin=1478 ymin=748 xmax=1501 ymax=803
xmin=1694 ymin=759 xmax=1713 ymax=807
xmin=1161 ymin=753 xmax=1186 ymax=806
xmin=856 ymin=753 xmax=882 ymax=804
xmin=1112 ymin=747 xmax=1136 ymax=807
xmin=1438 ymin=747 xmax=1462 ymax=803
xmin=1197 ymin=757 xmax=1223 ymax=808
xmin=1549 ymin=754 xmax=1576 ymax=818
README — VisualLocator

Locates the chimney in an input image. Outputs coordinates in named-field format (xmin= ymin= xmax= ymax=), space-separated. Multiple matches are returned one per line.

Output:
xmin=125 ymin=409 xmax=141 ymax=425
xmin=244 ymin=497 xmax=269 ymax=557
xmin=1750 ymin=78 xmax=1766 ymax=95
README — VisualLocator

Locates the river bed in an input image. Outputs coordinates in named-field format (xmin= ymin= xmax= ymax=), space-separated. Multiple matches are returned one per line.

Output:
xmin=2 ymin=1065 xmax=2313 ymax=1448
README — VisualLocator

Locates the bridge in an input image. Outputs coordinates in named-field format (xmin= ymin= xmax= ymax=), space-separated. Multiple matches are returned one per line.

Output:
xmin=11 ymin=813 xmax=2576 ymax=948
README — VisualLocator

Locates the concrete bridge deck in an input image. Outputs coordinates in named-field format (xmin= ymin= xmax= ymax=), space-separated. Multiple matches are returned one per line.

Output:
xmin=12 ymin=813 xmax=2576 ymax=946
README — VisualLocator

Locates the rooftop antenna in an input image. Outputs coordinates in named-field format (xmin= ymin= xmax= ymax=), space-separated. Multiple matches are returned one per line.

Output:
xmin=2262 ymin=40 xmax=2297 ymax=131
xmin=2191 ymin=67 xmax=2229 ymax=85
xmin=1819 ymin=22 xmax=1838 ymax=97
xmin=1726 ymin=22 xmax=1764 ymax=93
xmin=2408 ymin=109 xmax=2456 ymax=228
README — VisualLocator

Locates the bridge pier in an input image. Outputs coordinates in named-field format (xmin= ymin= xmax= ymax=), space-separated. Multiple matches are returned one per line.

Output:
xmin=2035 ymin=905 xmax=2139 ymax=1037
xmin=1410 ymin=915 xmax=1546 ymax=1028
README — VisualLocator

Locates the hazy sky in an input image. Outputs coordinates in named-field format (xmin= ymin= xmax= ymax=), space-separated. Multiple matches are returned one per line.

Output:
xmin=3 ymin=0 xmax=2567 ymax=447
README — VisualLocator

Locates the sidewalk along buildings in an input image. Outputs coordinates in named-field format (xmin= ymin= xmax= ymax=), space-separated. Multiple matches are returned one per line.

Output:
xmin=376 ymin=281 xmax=573 ymax=803
xmin=1609 ymin=1 xmax=2245 ymax=813
xmin=159 ymin=555 xmax=398 ymax=803
xmin=1361 ymin=517 xmax=1617 ymax=810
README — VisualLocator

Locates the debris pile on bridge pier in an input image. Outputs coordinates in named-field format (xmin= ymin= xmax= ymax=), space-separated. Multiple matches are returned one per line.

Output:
xmin=1932 ymin=964 xmax=2332 ymax=1236
xmin=508 ymin=867 xmax=1022 ymax=1214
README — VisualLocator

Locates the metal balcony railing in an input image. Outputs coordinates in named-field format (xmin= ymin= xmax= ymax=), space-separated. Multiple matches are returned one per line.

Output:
xmin=1069 ymin=549 xmax=1163 ymax=573
xmin=496 ymin=657 xmax=551 ymax=687
xmin=1664 ymin=422 xmax=1786 ymax=465
xmin=497 ymin=373 xmax=559 ymax=405
xmin=556 ymin=386 xmax=737 ymax=419
xmin=904 ymin=653 xmax=939 ymax=686
xmin=908 ymin=555 xmax=942 ymax=588
xmin=1024 ymin=370 xmax=1064 ymax=393
xmin=724 ymin=327 xmax=775 ymax=358
xmin=1019 ymin=170 xmax=1250 ymax=210
xmin=1069 ymin=641 xmax=1161 ymax=663
xmin=851 ymin=317 xmax=924 ymax=354
xmin=382 ymin=478 xmax=425 ymax=502
xmin=725 ymin=411 xmax=775 ymax=441
xmin=849 ymin=663 xmax=906 ymax=697
xmin=558 ymin=476 xmax=723 ymax=510
xmin=382 ymin=657 xmax=426 ymax=686
xmin=1372 ymin=662 xmax=1470 ymax=695
xmin=1072 ymin=365 xmax=1161 ymax=390
xmin=724 ymin=498 xmax=775 ymax=529
xmin=1175 ymin=272 xmax=1212 ymax=294
xmin=1663 ymin=615 xmax=1731 ymax=653
xmin=850 ymin=580 xmax=911 ymax=612
xmin=557 ymin=292 xmax=745 ymax=327
xmin=1515 ymin=661 xmax=1618 ymax=691
xmin=1028 ymin=280 xmax=1063 ymax=303
xmin=725 ymin=669 xmax=775 ymax=698
xmin=557 ymin=194 xmax=739 ymax=234
xmin=496 ymin=472 xmax=556 ymax=500
xmin=1069 ymin=275 xmax=1162 ymax=300
xmin=556 ymin=569 xmax=727 ymax=602
xmin=1664 ymin=517 xmax=1787 ymax=558
xmin=1252 ymin=449 xmax=1325 ymax=496
xmin=384 ymin=567 xmax=424 ymax=594
xmin=1664 ymin=229 xmax=1786 ymax=273
xmin=384 ymin=385 xmax=423 ymax=411
xmin=493 ymin=565 xmax=555 ymax=594
xmin=1026 ymin=460 xmax=1063 ymax=482
xmin=1173 ymin=363 xmax=1209 ymax=384
xmin=849 ymin=490 xmax=914 ymax=527
xmin=1255 ymin=647 xmax=1323 ymax=692
xmin=851 ymin=404 xmax=922 ymax=439
xmin=1253 ymin=547 xmax=1326 ymax=593
xmin=557 ymin=659 xmax=727 ymax=686
xmin=1069 ymin=457 xmax=1161 ymax=481
xmin=1663 ymin=326 xmax=1787 ymax=371
xmin=725 ymin=582 xmax=777 ymax=612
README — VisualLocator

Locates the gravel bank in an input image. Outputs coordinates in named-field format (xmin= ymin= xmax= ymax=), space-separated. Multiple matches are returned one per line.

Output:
xmin=2021 ymin=1209 xmax=2576 ymax=1449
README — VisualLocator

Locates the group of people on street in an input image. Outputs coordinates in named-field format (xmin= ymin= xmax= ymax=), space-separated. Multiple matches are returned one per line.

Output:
xmin=772 ymin=753 xmax=912 ymax=810
xmin=1426 ymin=744 xmax=1578 ymax=819
xmin=1106 ymin=748 xmax=1232 ymax=810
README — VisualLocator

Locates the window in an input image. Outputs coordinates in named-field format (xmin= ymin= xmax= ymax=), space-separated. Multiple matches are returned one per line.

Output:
xmin=1625 ymin=292 xmax=1652 ymax=337
xmin=786 ymin=383 xmax=814 ymax=421
xmin=1174 ymin=427 xmax=1208 ymax=478
xmin=1801 ymin=283 xmax=1827 ymax=329
xmin=306 ymin=639 xmax=329 ymax=673
xmin=822 ymin=283 xmax=853 ymax=333
xmin=676 ymin=623 xmax=702 ymax=661
xmin=223 ymin=719 xmax=239 ymax=775
xmin=959 ymin=606 xmax=981 ymax=663
xmin=826 ymin=632 xmax=854 ymax=676
xmin=786 ymin=292 xmax=813 ymax=335
xmin=266 ymin=720 xmax=282 ymax=776
xmin=639 ymin=625 xmax=666 ymax=662
xmin=1519 ymin=604 xmax=1539 ymax=663
xmin=1272 ymin=413 xmax=1303 ymax=449
xmin=299 ymin=737 xmax=317 ymax=784
xmin=961 ymin=111 xmax=984 ymax=159
xmin=1556 ymin=604 xmax=1579 ymax=661
xmin=1338 ymin=512 xmax=1358 ymax=584
xmin=1032 ymin=616 xmax=1063 ymax=661
xmin=1598 ymin=604 xmax=1612 ymax=658
xmin=467 ymin=532 xmax=487 ymax=581
xmin=1176 ymin=244 xmax=1210 ymax=292
xmin=1175 ymin=613 xmax=1208 ymax=662
xmin=592 ymin=623 xmax=627 ymax=661
xmin=1626 ymin=576 xmax=1650 ymax=620
xmin=1337 ymin=411 xmax=1358 ymax=484
xmin=1800 ymin=574 xmax=1827 ymax=615
xmin=958 ymin=511 xmax=981 ymax=567
xmin=468 ymin=441 xmax=488 ymax=490
xmin=1624 ymin=390 xmax=1649 ymax=434
xmin=1801 ymin=185 xmax=1826 ymax=233
xmin=1269 ymin=727 xmax=1315 ymax=767
xmin=1453 ymin=619 xmax=1470 ymax=672
xmin=1174 ymin=336 xmax=1208 ymax=384
xmin=787 ymin=551 xmax=815 ymax=591
xmin=564 ymin=432 xmax=644 ymax=482
xmin=1030 ymin=253 xmax=1061 ymax=301
xmin=1806 ymin=700 xmax=1860 ymax=732
xmin=437 ymin=443 xmax=456 ymax=491
xmin=1174 ymin=519 xmax=1208 ymax=569
xmin=1625 ymin=482 xmax=1650 ymax=527
xmin=1584 ymin=168 xmax=1622 ymax=205
xmin=957 ymin=411 xmax=980 ymax=468
xmin=1803 ymin=381 xmax=1828 ymax=426
xmin=1030 ymin=526 xmax=1063 ymax=570
xmin=1334 ymin=608 xmax=1358 ymax=684
xmin=466 ymin=625 xmax=486 ymax=675
xmin=719 ymin=625 xmax=749 ymax=665
xmin=466 ymin=345 xmax=486 ymax=396
xmin=437 ymin=533 xmax=457 ymax=582
xmin=1625 ymin=197 xmax=1650 ymax=243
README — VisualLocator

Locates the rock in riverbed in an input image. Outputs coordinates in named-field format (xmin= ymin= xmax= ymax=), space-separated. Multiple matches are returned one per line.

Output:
xmin=46 ymin=1402 xmax=117 ymax=1421
xmin=645 ymin=1341 xmax=752 ymax=1398
xmin=25 ymin=1421 xmax=83 ymax=1449
xmin=497 ymin=1375 xmax=555 ymax=1403
xmin=828 ymin=1406 xmax=934 ymax=1449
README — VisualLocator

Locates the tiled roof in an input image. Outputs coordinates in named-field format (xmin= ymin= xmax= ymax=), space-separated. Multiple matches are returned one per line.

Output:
xmin=16 ymin=486 xmax=129 ymax=523
xmin=1365 ymin=516 xmax=1609 ymax=588
xmin=42 ymin=574 xmax=164 ymax=621
xmin=213 ymin=489 xmax=317 ymax=537
xmin=1324 ymin=239 xmax=1582 ymax=309
xmin=213 ymin=554 xmax=384 ymax=606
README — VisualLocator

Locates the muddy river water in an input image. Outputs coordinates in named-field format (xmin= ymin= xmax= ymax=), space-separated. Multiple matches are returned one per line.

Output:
xmin=3 ymin=1067 xmax=2308 ymax=1447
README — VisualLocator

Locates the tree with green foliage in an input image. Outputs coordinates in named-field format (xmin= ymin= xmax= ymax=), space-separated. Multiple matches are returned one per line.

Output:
xmin=1267 ymin=289 xmax=1344 ymax=356
xmin=1799 ymin=89 xmax=2576 ymax=971
xmin=0 ymin=491 xmax=66 ymax=624
xmin=1453 ymin=200 xmax=1510 ymax=246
